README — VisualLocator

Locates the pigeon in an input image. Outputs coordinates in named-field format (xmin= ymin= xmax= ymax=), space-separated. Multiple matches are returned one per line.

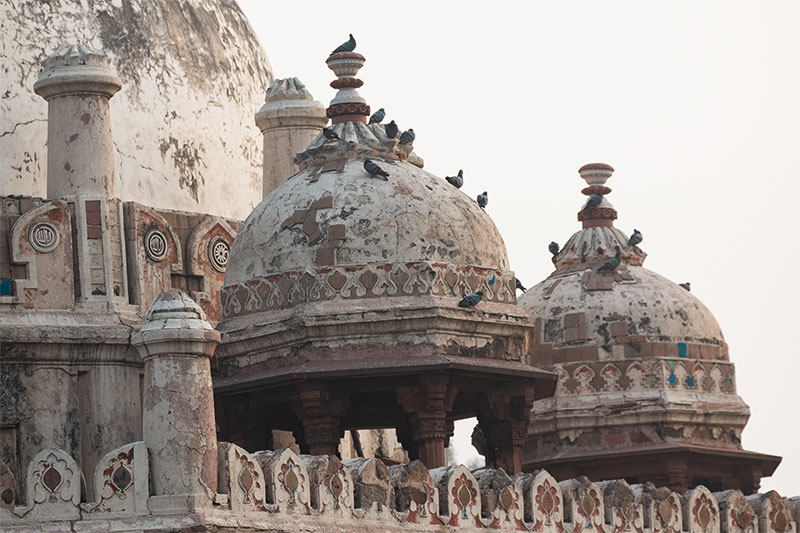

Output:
xmin=477 ymin=191 xmax=488 ymax=209
xmin=363 ymin=159 xmax=389 ymax=180
xmin=331 ymin=34 xmax=356 ymax=54
xmin=679 ymin=282 xmax=691 ymax=292
xmin=399 ymin=129 xmax=415 ymax=145
xmin=628 ymin=229 xmax=643 ymax=246
xmin=583 ymin=193 xmax=603 ymax=212
xmin=445 ymin=170 xmax=464 ymax=188
xmin=458 ymin=290 xmax=483 ymax=308
xmin=548 ymin=241 xmax=560 ymax=256
xmin=516 ymin=279 xmax=527 ymax=292
xmin=369 ymin=108 xmax=385 ymax=124
xmin=598 ymin=250 xmax=621 ymax=273
xmin=384 ymin=120 xmax=398 ymax=139
xmin=322 ymin=127 xmax=340 ymax=141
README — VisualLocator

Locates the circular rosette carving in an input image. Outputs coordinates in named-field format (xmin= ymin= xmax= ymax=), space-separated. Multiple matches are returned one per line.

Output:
xmin=208 ymin=236 xmax=230 ymax=272
xmin=144 ymin=229 xmax=168 ymax=262
xmin=29 ymin=221 xmax=59 ymax=253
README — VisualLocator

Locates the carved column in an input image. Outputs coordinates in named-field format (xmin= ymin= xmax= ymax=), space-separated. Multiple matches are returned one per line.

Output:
xmin=132 ymin=291 xmax=220 ymax=513
xmin=294 ymin=383 xmax=348 ymax=456
xmin=398 ymin=375 xmax=457 ymax=469
xmin=255 ymin=78 xmax=327 ymax=198
xmin=477 ymin=384 xmax=535 ymax=474
xmin=34 ymin=44 xmax=122 ymax=199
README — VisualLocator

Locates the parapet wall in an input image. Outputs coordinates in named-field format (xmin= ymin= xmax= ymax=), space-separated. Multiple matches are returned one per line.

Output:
xmin=1 ymin=443 xmax=796 ymax=533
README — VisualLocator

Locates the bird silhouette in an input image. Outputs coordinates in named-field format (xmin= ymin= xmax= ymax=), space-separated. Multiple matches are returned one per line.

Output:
xmin=399 ymin=129 xmax=415 ymax=145
xmin=384 ymin=120 xmax=398 ymax=139
xmin=477 ymin=191 xmax=488 ymax=209
xmin=331 ymin=34 xmax=356 ymax=54
xmin=445 ymin=170 xmax=463 ymax=188
xmin=549 ymin=241 xmax=560 ymax=256
xmin=679 ymin=282 xmax=691 ymax=292
xmin=369 ymin=108 xmax=385 ymax=124
xmin=516 ymin=279 xmax=527 ymax=292
xmin=322 ymin=127 xmax=340 ymax=141
xmin=363 ymin=159 xmax=389 ymax=180
xmin=458 ymin=291 xmax=483 ymax=308
xmin=598 ymin=250 xmax=621 ymax=273
xmin=584 ymin=193 xmax=603 ymax=212
xmin=628 ymin=229 xmax=643 ymax=246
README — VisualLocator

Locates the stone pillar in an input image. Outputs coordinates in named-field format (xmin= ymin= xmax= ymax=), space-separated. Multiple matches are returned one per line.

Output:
xmin=255 ymin=77 xmax=327 ymax=198
xmin=131 ymin=291 xmax=220 ymax=513
xmin=294 ymin=383 xmax=348 ymax=456
xmin=398 ymin=375 xmax=456 ymax=469
xmin=34 ymin=44 xmax=122 ymax=200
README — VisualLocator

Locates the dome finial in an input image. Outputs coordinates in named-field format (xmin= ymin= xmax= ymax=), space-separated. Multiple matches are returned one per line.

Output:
xmin=326 ymin=43 xmax=370 ymax=124
xmin=577 ymin=162 xmax=618 ymax=228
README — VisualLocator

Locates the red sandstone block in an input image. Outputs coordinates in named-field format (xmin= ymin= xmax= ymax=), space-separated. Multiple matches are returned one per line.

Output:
xmin=85 ymin=200 xmax=101 ymax=213
xmin=640 ymin=342 xmax=654 ymax=357
xmin=552 ymin=349 xmax=567 ymax=364
xmin=627 ymin=335 xmax=646 ymax=343
xmin=316 ymin=247 xmax=335 ymax=266
xmin=564 ymin=327 xmax=579 ymax=343
xmin=327 ymin=224 xmax=346 ymax=241
xmin=610 ymin=321 xmax=628 ymax=337
xmin=564 ymin=313 xmax=581 ymax=328
xmin=652 ymin=343 xmax=667 ymax=357
xmin=19 ymin=198 xmax=34 ymax=214
xmin=87 ymin=226 xmax=103 ymax=239
xmin=86 ymin=210 xmax=102 ymax=225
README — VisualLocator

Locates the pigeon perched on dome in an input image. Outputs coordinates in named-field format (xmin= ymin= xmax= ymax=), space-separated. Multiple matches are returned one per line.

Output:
xmin=322 ymin=127 xmax=340 ymax=141
xmin=384 ymin=120 xmax=398 ymax=139
xmin=516 ymin=279 xmax=527 ymax=292
xmin=446 ymin=170 xmax=464 ymax=188
xmin=598 ymin=250 xmax=621 ymax=273
xmin=369 ymin=108 xmax=385 ymax=124
xmin=549 ymin=242 xmax=560 ymax=256
xmin=331 ymin=34 xmax=356 ymax=54
xmin=628 ymin=229 xmax=643 ymax=246
xmin=399 ymin=129 xmax=415 ymax=145
xmin=477 ymin=191 xmax=488 ymax=209
xmin=584 ymin=193 xmax=603 ymax=212
xmin=363 ymin=159 xmax=389 ymax=180
xmin=679 ymin=282 xmax=691 ymax=291
xmin=458 ymin=291 xmax=483 ymax=308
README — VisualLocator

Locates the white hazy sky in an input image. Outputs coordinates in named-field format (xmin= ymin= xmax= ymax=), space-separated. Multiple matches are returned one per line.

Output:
xmin=239 ymin=1 xmax=799 ymax=494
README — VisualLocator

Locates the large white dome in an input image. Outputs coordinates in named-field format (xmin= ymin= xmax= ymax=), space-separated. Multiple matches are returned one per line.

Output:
xmin=0 ymin=0 xmax=272 ymax=219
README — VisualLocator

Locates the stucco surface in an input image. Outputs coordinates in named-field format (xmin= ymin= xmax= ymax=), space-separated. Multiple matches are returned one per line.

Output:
xmin=226 ymin=159 xmax=510 ymax=285
xmin=0 ymin=0 xmax=272 ymax=218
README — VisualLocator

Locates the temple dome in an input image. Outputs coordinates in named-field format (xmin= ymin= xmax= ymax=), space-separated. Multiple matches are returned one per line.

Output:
xmin=225 ymin=140 xmax=509 ymax=286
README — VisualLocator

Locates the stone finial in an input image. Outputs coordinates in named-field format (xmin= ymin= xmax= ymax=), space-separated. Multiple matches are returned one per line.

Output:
xmin=326 ymin=51 xmax=370 ymax=124
xmin=34 ymin=44 xmax=121 ymax=100
xmin=255 ymin=77 xmax=328 ymax=198
xmin=133 ymin=290 xmax=219 ymax=359
xmin=577 ymin=162 xmax=618 ymax=228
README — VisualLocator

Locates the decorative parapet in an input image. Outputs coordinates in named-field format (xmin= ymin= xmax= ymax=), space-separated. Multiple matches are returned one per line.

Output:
xmin=221 ymin=262 xmax=517 ymax=319
xmin=1 ymin=445 xmax=796 ymax=533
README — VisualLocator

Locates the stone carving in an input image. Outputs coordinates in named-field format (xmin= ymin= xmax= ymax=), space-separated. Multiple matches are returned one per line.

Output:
xmin=208 ymin=236 xmax=230 ymax=272
xmin=144 ymin=228 xmax=168 ymax=262
xmin=219 ymin=442 xmax=267 ymax=513
xmin=12 ymin=448 xmax=80 ymax=520
xmin=83 ymin=442 xmax=148 ymax=516
xmin=520 ymin=469 xmax=564 ymax=529
xmin=684 ymin=486 xmax=721 ymax=533
xmin=600 ymin=479 xmax=643 ymax=533
xmin=561 ymin=477 xmax=605 ymax=533
xmin=221 ymin=262 xmax=516 ymax=319
xmin=253 ymin=448 xmax=311 ymax=510
xmin=343 ymin=457 xmax=392 ymax=511
xmin=301 ymin=454 xmax=354 ymax=514
xmin=749 ymin=491 xmax=796 ymax=533
xmin=28 ymin=221 xmax=59 ymax=253
xmin=430 ymin=465 xmax=482 ymax=527
xmin=0 ymin=460 xmax=16 ymax=510
xmin=265 ymin=77 xmax=315 ymax=101
xmin=715 ymin=490 xmax=754 ymax=533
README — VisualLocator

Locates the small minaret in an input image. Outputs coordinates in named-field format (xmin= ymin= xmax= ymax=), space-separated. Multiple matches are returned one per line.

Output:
xmin=255 ymin=77 xmax=327 ymax=198
xmin=577 ymin=162 xmax=618 ymax=228
xmin=34 ymin=44 xmax=122 ymax=199
xmin=132 ymin=291 xmax=220 ymax=512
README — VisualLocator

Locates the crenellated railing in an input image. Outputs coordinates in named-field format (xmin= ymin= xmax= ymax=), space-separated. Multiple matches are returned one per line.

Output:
xmin=0 ymin=443 xmax=796 ymax=533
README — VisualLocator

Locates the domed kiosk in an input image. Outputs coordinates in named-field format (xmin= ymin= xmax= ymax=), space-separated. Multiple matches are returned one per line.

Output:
xmin=214 ymin=48 xmax=556 ymax=472
xmin=519 ymin=163 xmax=780 ymax=492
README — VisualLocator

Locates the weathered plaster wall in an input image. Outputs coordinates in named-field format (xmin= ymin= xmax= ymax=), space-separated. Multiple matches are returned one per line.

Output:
xmin=0 ymin=0 xmax=272 ymax=219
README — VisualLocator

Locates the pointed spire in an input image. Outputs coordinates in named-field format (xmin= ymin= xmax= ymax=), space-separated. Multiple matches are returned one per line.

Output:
xmin=326 ymin=49 xmax=370 ymax=124
xmin=577 ymin=163 xmax=618 ymax=228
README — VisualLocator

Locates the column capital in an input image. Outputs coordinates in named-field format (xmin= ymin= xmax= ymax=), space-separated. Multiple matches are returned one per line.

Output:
xmin=34 ymin=44 xmax=122 ymax=100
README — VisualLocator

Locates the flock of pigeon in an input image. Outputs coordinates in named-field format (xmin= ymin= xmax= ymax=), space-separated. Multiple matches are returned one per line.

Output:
xmin=328 ymin=35 xmax=689 ymax=309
